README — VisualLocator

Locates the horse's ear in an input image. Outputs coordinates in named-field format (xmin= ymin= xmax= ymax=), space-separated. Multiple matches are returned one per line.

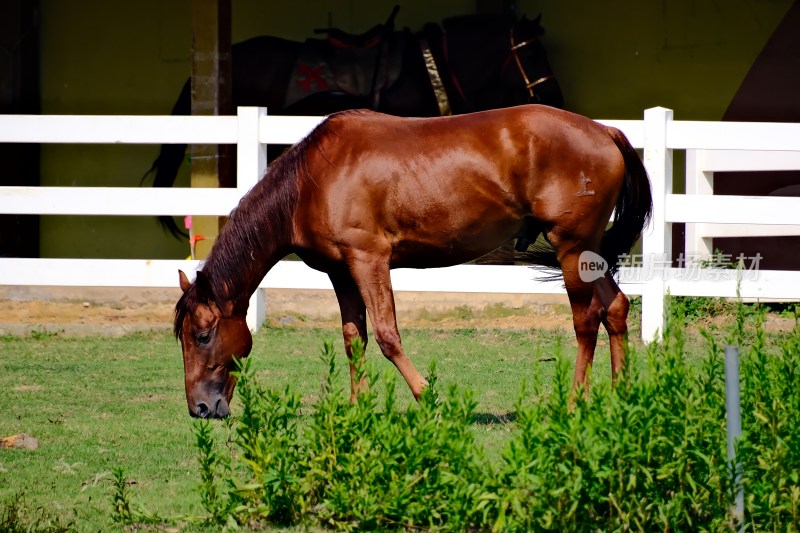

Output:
xmin=178 ymin=270 xmax=191 ymax=293
xmin=194 ymin=271 xmax=213 ymax=303
xmin=532 ymin=13 xmax=545 ymax=36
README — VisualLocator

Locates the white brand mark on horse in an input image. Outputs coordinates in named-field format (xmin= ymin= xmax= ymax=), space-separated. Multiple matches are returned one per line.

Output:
xmin=576 ymin=172 xmax=595 ymax=196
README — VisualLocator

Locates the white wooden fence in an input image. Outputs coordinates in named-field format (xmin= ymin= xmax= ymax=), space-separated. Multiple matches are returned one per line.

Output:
xmin=1 ymin=106 xmax=799 ymax=341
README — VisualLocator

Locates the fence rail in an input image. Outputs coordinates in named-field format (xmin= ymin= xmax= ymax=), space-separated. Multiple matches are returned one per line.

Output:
xmin=1 ymin=106 xmax=799 ymax=340
xmin=684 ymin=149 xmax=800 ymax=258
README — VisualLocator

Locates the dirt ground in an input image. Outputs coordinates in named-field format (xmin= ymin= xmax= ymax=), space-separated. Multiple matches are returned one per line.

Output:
xmin=2 ymin=286 xmax=795 ymax=336
xmin=0 ymin=286 xmax=575 ymax=336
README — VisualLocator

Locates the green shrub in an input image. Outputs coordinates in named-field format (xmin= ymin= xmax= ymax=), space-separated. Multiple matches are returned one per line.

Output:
xmin=108 ymin=298 xmax=799 ymax=531
xmin=737 ymin=307 xmax=800 ymax=530
xmin=217 ymin=340 xmax=488 ymax=530
xmin=485 ymin=312 xmax=732 ymax=531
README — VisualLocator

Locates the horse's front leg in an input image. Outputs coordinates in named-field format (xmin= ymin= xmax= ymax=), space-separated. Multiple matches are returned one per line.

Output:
xmin=329 ymin=271 xmax=369 ymax=402
xmin=345 ymin=252 xmax=428 ymax=400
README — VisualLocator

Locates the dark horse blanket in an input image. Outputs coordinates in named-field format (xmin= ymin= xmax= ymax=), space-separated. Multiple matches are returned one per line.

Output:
xmin=285 ymin=29 xmax=406 ymax=109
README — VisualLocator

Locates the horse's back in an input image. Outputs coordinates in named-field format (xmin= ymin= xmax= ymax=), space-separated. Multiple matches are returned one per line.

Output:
xmin=317 ymin=105 xmax=623 ymax=191
xmin=322 ymin=104 xmax=610 ymax=146
xmin=292 ymin=106 xmax=625 ymax=269
xmin=302 ymin=105 xmax=624 ymax=212
xmin=231 ymin=36 xmax=301 ymax=106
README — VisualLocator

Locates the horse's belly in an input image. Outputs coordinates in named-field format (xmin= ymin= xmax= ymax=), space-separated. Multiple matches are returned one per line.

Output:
xmin=389 ymin=235 xmax=509 ymax=269
xmin=388 ymin=213 xmax=525 ymax=268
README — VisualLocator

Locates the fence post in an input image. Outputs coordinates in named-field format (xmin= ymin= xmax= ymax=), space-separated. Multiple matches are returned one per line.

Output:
xmin=724 ymin=345 xmax=745 ymax=530
xmin=641 ymin=107 xmax=673 ymax=342
xmin=684 ymin=149 xmax=715 ymax=258
xmin=237 ymin=106 xmax=268 ymax=331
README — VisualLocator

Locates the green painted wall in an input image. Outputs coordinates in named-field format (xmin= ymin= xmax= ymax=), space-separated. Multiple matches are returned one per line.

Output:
xmin=37 ymin=0 xmax=793 ymax=259
xmin=519 ymin=0 xmax=793 ymax=120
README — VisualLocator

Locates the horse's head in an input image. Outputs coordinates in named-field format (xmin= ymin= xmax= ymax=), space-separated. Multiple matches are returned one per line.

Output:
xmin=506 ymin=14 xmax=563 ymax=108
xmin=175 ymin=270 xmax=253 ymax=418
xmin=441 ymin=13 xmax=563 ymax=111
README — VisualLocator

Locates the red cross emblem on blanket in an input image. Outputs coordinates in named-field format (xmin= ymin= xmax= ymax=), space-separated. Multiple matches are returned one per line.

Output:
xmin=297 ymin=64 xmax=330 ymax=92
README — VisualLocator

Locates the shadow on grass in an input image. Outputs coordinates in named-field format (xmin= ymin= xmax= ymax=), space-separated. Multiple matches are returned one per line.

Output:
xmin=471 ymin=411 xmax=517 ymax=425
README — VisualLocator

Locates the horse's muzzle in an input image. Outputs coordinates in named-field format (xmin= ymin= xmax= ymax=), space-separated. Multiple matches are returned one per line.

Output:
xmin=190 ymin=397 xmax=231 ymax=419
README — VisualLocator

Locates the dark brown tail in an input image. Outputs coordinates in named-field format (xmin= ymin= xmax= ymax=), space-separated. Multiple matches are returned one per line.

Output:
xmin=601 ymin=127 xmax=652 ymax=274
xmin=140 ymin=79 xmax=191 ymax=240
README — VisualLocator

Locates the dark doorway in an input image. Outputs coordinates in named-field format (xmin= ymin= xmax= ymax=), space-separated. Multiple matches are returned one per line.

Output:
xmin=0 ymin=0 xmax=40 ymax=258
xmin=717 ymin=1 xmax=800 ymax=270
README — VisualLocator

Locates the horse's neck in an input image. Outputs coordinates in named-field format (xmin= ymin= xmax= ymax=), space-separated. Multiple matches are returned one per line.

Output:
xmin=236 ymin=238 xmax=290 ymax=304
xmin=210 ymin=167 xmax=299 ymax=308
xmin=443 ymin=35 xmax=504 ymax=109
xmin=244 ymin=253 xmax=283 ymax=297
xmin=203 ymin=227 xmax=289 ymax=313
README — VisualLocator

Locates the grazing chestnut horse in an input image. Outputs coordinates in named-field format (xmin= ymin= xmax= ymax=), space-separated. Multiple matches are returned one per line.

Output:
xmin=175 ymin=104 xmax=652 ymax=419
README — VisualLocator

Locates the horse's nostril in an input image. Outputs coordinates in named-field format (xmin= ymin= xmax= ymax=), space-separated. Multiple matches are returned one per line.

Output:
xmin=214 ymin=398 xmax=231 ymax=418
xmin=196 ymin=402 xmax=210 ymax=418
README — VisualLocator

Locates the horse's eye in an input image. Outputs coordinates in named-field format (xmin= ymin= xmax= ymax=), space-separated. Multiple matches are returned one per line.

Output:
xmin=196 ymin=331 xmax=211 ymax=345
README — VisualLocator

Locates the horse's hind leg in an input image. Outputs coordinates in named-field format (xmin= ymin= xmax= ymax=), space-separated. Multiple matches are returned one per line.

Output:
xmin=592 ymin=273 xmax=630 ymax=379
xmin=558 ymin=249 xmax=604 ymax=391
xmin=559 ymin=250 xmax=630 ymax=390
xmin=329 ymin=271 xmax=370 ymax=401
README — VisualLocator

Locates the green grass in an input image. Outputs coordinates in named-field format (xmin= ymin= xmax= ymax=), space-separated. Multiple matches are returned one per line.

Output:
xmin=0 ymin=331 xmax=202 ymax=528
xmin=0 ymin=325 xmax=570 ymax=530
xmin=410 ymin=302 xmax=571 ymax=323
xmin=0 ymin=304 xmax=795 ymax=530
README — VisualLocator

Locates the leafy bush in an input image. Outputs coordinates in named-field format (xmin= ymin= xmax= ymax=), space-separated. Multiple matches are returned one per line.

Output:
xmin=105 ymin=299 xmax=799 ymax=531
xmin=210 ymin=340 xmax=488 ymax=530
xmin=484 ymin=313 xmax=732 ymax=531
xmin=737 ymin=306 xmax=800 ymax=530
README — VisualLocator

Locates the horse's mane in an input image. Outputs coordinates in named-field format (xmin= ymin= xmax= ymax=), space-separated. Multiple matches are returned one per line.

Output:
xmin=174 ymin=110 xmax=364 ymax=338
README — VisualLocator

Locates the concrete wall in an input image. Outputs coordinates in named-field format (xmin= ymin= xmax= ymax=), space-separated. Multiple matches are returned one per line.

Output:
xmin=36 ymin=0 xmax=794 ymax=259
